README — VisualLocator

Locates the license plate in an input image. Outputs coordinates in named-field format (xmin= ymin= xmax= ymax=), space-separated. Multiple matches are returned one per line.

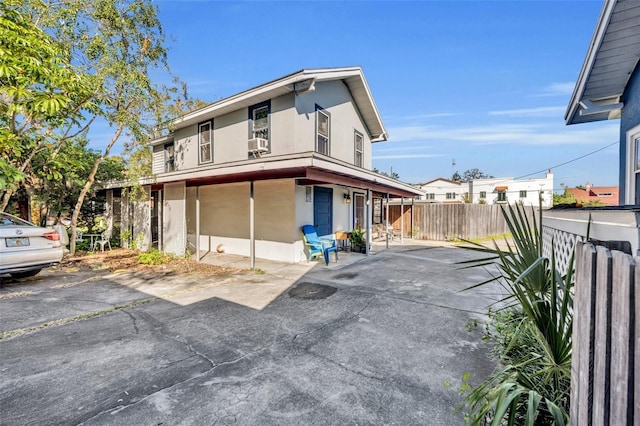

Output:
xmin=6 ymin=237 xmax=30 ymax=247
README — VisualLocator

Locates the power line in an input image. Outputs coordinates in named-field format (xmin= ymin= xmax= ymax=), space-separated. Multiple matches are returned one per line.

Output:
xmin=513 ymin=140 xmax=618 ymax=180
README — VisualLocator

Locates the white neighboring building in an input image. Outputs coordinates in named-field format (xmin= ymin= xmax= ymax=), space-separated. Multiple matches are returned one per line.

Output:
xmin=469 ymin=170 xmax=554 ymax=207
xmin=418 ymin=178 xmax=463 ymax=203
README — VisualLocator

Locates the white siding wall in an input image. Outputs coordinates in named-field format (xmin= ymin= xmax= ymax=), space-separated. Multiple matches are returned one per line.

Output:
xmin=152 ymin=145 xmax=164 ymax=175
xmin=155 ymin=82 xmax=373 ymax=175
xmin=471 ymin=173 xmax=554 ymax=207
xmin=419 ymin=180 xmax=464 ymax=203
xmin=294 ymin=80 xmax=372 ymax=167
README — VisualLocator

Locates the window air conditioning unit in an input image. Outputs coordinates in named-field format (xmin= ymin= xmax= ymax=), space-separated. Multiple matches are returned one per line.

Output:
xmin=248 ymin=137 xmax=268 ymax=153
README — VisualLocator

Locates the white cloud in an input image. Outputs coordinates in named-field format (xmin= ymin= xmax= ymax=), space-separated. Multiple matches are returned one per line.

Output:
xmin=534 ymin=82 xmax=575 ymax=97
xmin=373 ymin=153 xmax=443 ymax=160
xmin=386 ymin=122 xmax=619 ymax=146
xmin=488 ymin=106 xmax=566 ymax=117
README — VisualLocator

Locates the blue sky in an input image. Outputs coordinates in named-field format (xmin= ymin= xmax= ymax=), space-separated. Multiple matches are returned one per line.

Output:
xmin=111 ymin=0 xmax=618 ymax=190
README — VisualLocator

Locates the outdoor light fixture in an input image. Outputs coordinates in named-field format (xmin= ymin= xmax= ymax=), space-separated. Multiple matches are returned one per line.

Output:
xmin=344 ymin=193 xmax=352 ymax=204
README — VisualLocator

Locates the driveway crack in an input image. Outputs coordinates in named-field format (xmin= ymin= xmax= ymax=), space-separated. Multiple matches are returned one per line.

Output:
xmin=77 ymin=347 xmax=267 ymax=425
xmin=292 ymin=295 xmax=376 ymax=342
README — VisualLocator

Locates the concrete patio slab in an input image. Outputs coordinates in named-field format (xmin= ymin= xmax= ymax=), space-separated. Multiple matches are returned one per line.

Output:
xmin=0 ymin=243 xmax=500 ymax=425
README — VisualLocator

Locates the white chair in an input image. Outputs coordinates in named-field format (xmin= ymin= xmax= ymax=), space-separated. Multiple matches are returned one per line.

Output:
xmin=93 ymin=233 xmax=111 ymax=251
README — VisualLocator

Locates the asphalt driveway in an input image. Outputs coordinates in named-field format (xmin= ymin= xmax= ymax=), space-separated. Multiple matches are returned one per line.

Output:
xmin=0 ymin=244 xmax=500 ymax=425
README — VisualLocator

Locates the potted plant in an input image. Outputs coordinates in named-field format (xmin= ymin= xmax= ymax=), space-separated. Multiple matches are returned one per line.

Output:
xmin=350 ymin=227 xmax=366 ymax=253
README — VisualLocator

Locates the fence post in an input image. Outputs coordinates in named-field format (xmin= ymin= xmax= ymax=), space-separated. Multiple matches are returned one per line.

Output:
xmin=572 ymin=242 xmax=598 ymax=426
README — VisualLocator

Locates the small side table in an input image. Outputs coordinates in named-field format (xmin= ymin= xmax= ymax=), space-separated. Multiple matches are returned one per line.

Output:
xmin=335 ymin=231 xmax=351 ymax=252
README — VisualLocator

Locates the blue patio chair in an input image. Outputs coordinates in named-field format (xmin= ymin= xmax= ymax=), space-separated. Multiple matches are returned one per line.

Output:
xmin=301 ymin=225 xmax=338 ymax=265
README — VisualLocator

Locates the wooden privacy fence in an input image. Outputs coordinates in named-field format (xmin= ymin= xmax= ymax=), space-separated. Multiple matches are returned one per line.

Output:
xmin=387 ymin=203 xmax=537 ymax=241
xmin=572 ymin=242 xmax=639 ymax=425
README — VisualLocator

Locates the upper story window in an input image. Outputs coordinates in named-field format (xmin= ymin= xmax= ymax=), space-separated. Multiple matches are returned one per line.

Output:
xmin=199 ymin=121 xmax=212 ymax=164
xmin=249 ymin=101 xmax=270 ymax=150
xmin=164 ymin=143 xmax=175 ymax=172
xmin=354 ymin=131 xmax=363 ymax=167
xmin=316 ymin=105 xmax=330 ymax=156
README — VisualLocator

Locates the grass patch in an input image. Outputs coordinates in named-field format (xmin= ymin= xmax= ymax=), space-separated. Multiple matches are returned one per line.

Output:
xmin=0 ymin=297 xmax=155 ymax=340
xmin=0 ymin=291 xmax=33 ymax=300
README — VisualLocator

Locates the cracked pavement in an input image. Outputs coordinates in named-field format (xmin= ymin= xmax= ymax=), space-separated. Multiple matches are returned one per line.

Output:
xmin=0 ymin=244 xmax=500 ymax=425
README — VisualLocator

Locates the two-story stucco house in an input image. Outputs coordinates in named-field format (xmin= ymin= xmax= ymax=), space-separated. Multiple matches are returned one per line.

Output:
xmin=104 ymin=67 xmax=423 ymax=264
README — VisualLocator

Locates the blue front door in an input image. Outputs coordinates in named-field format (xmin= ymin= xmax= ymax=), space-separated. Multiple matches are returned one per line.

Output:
xmin=314 ymin=187 xmax=333 ymax=236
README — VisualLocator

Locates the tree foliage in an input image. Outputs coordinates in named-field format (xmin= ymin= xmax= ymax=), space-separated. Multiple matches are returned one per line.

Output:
xmin=452 ymin=168 xmax=494 ymax=183
xmin=373 ymin=167 xmax=400 ymax=180
xmin=2 ymin=0 xmax=197 ymax=254
xmin=0 ymin=4 xmax=98 ymax=195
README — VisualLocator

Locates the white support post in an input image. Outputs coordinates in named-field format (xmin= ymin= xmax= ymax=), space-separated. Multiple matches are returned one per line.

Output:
xmin=196 ymin=187 xmax=200 ymax=261
xmin=365 ymin=189 xmax=371 ymax=256
xmin=385 ymin=193 xmax=389 ymax=249
xmin=400 ymin=197 xmax=404 ymax=244
xmin=250 ymin=181 xmax=255 ymax=269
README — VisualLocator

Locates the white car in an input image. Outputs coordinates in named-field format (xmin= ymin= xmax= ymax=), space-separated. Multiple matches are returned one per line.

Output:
xmin=0 ymin=212 xmax=64 ymax=279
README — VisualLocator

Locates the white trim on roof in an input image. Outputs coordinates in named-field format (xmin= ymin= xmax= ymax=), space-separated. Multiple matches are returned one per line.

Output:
xmin=158 ymin=67 xmax=387 ymax=142
xmin=566 ymin=0 xmax=640 ymax=125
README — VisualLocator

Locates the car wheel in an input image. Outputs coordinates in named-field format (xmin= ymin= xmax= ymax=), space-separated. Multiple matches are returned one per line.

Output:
xmin=10 ymin=269 xmax=42 ymax=279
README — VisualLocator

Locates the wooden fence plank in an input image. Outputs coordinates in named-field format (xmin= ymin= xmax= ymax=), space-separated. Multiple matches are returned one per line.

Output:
xmin=629 ymin=258 xmax=640 ymax=425
xmin=388 ymin=204 xmax=537 ymax=241
xmin=592 ymin=246 xmax=613 ymax=426
xmin=573 ymin=242 xmax=598 ymax=426
xmin=609 ymin=251 xmax=635 ymax=426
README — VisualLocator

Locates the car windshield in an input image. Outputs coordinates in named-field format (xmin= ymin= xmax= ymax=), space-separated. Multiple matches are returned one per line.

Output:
xmin=0 ymin=213 xmax=34 ymax=227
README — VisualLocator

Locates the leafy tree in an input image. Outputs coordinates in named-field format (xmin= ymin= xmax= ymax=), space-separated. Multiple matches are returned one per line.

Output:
xmin=553 ymin=191 xmax=577 ymax=206
xmin=373 ymin=167 xmax=400 ymax=180
xmin=452 ymin=168 xmax=494 ymax=183
xmin=0 ymin=5 xmax=98 ymax=205
xmin=32 ymin=138 xmax=125 ymax=229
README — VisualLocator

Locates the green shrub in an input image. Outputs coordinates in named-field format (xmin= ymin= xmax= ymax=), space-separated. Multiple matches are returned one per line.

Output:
xmin=458 ymin=202 xmax=573 ymax=425
xmin=138 ymin=249 xmax=174 ymax=265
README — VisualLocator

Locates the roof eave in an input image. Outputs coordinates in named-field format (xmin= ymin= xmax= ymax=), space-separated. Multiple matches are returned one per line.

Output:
xmin=566 ymin=0 xmax=622 ymax=125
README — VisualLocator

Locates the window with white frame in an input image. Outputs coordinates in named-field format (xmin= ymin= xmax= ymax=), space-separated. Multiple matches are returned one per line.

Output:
xmin=520 ymin=190 xmax=527 ymax=198
xmin=164 ymin=143 xmax=175 ymax=172
xmin=316 ymin=106 xmax=330 ymax=156
xmin=249 ymin=101 xmax=270 ymax=149
xmin=426 ymin=193 xmax=435 ymax=200
xmin=354 ymin=131 xmax=363 ymax=167
xmin=479 ymin=191 xmax=486 ymax=199
xmin=199 ymin=121 xmax=212 ymax=163
xmin=497 ymin=190 xmax=507 ymax=202
xmin=446 ymin=192 xmax=456 ymax=200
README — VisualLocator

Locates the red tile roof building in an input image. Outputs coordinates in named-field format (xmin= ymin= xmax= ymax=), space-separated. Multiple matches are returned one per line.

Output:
xmin=565 ymin=183 xmax=618 ymax=206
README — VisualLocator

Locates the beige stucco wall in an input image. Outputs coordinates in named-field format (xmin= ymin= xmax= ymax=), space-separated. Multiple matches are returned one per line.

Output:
xmin=190 ymin=179 xmax=301 ymax=261
xmin=163 ymin=182 xmax=186 ymax=255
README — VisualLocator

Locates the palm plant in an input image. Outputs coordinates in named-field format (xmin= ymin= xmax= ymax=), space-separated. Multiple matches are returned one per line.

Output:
xmin=458 ymin=202 xmax=574 ymax=425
